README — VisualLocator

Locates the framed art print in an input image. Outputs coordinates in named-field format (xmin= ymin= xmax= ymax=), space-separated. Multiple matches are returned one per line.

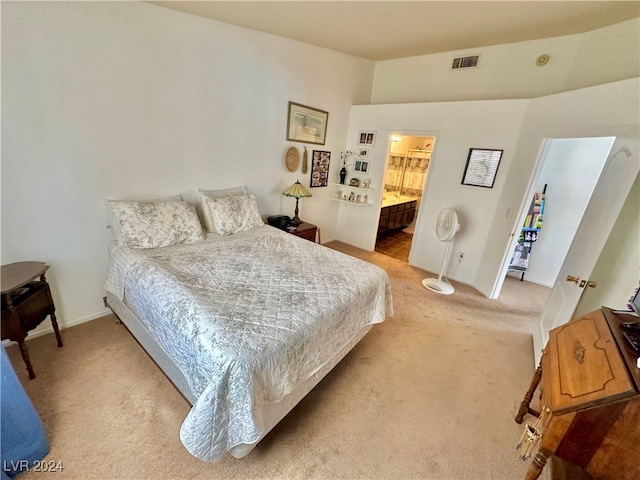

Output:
xmin=310 ymin=150 xmax=330 ymax=187
xmin=357 ymin=131 xmax=376 ymax=146
xmin=286 ymin=102 xmax=328 ymax=145
xmin=461 ymin=148 xmax=503 ymax=188
xmin=355 ymin=160 xmax=369 ymax=173
xmin=357 ymin=148 xmax=369 ymax=158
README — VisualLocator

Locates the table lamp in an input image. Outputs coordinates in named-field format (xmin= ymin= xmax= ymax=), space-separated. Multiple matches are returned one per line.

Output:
xmin=282 ymin=180 xmax=312 ymax=226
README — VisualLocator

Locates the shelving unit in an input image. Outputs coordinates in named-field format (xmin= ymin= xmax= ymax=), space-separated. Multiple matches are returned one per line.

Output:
xmin=332 ymin=183 xmax=374 ymax=207
xmin=508 ymin=185 xmax=546 ymax=281
xmin=331 ymin=198 xmax=372 ymax=206
xmin=509 ymin=228 xmax=540 ymax=281
xmin=407 ymin=148 xmax=431 ymax=159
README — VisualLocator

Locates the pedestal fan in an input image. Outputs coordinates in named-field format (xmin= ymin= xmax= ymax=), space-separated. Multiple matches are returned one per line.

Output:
xmin=422 ymin=207 xmax=460 ymax=295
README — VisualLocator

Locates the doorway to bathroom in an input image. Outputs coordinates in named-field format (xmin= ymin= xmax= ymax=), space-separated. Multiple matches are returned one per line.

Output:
xmin=375 ymin=134 xmax=435 ymax=262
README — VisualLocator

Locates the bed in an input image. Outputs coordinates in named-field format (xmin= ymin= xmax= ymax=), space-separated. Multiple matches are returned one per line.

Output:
xmin=103 ymin=190 xmax=393 ymax=463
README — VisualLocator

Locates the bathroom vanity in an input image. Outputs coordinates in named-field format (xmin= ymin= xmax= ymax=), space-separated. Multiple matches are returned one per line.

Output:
xmin=378 ymin=196 xmax=417 ymax=233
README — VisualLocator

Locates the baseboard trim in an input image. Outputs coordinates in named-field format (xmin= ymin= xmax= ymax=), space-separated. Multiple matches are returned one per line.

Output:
xmin=2 ymin=309 xmax=112 ymax=346
xmin=506 ymin=271 xmax=553 ymax=288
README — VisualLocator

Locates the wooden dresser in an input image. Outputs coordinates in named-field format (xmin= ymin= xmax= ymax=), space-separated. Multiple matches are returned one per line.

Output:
xmin=516 ymin=307 xmax=640 ymax=480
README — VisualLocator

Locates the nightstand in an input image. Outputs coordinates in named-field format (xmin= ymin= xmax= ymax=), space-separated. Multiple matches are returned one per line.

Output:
xmin=1 ymin=262 xmax=63 ymax=379
xmin=287 ymin=222 xmax=318 ymax=243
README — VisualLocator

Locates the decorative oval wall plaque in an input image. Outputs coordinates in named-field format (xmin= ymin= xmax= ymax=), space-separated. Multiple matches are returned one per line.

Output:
xmin=285 ymin=147 xmax=300 ymax=172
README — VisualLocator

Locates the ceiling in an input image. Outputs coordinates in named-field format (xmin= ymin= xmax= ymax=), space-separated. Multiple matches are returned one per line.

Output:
xmin=149 ymin=1 xmax=640 ymax=61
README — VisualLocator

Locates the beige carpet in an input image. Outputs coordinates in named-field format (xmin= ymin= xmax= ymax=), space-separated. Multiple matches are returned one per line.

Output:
xmin=6 ymin=242 xmax=551 ymax=480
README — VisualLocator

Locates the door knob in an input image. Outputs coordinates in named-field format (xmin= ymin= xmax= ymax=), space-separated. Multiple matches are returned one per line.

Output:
xmin=566 ymin=275 xmax=580 ymax=284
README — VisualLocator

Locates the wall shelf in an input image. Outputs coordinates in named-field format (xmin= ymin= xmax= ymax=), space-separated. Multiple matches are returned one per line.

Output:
xmin=332 ymin=183 xmax=374 ymax=191
xmin=331 ymin=198 xmax=372 ymax=207
xmin=333 ymin=182 xmax=374 ymax=206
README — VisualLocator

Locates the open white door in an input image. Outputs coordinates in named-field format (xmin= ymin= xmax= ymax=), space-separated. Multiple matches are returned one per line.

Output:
xmin=533 ymin=126 xmax=639 ymax=364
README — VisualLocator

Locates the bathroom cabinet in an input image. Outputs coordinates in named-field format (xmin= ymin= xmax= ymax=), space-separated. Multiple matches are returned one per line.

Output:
xmin=378 ymin=200 xmax=416 ymax=233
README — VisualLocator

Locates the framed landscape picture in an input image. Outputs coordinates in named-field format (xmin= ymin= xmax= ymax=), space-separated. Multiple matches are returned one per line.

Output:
xmin=286 ymin=102 xmax=328 ymax=145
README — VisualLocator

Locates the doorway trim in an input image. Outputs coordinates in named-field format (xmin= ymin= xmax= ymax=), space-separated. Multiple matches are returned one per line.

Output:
xmin=490 ymin=124 xmax=638 ymax=301
xmin=376 ymin=130 xmax=440 ymax=262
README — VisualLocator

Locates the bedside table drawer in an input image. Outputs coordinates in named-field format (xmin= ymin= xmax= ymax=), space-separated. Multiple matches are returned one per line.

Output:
xmin=295 ymin=229 xmax=316 ymax=242
xmin=15 ymin=282 xmax=55 ymax=331
xmin=287 ymin=222 xmax=318 ymax=243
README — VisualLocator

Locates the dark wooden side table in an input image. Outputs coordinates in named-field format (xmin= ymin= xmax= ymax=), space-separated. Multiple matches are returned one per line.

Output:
xmin=287 ymin=222 xmax=318 ymax=243
xmin=1 ymin=262 xmax=63 ymax=379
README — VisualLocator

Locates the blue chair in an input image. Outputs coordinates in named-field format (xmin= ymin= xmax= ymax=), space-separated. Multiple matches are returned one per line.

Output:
xmin=1 ymin=345 xmax=49 ymax=478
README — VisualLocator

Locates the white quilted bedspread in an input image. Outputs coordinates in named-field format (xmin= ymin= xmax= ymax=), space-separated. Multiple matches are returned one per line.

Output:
xmin=105 ymin=226 xmax=392 ymax=462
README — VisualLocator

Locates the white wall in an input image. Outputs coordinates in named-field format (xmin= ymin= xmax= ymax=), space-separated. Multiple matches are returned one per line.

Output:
xmin=341 ymin=99 xmax=530 ymax=291
xmin=522 ymin=137 xmax=614 ymax=287
xmin=342 ymin=78 xmax=639 ymax=298
xmin=3 ymin=2 xmax=638 ymax=335
xmin=481 ymin=78 xmax=640 ymax=299
xmin=372 ymin=19 xmax=640 ymax=104
xmin=1 ymin=2 xmax=374 ymax=330
xmin=388 ymin=136 xmax=433 ymax=155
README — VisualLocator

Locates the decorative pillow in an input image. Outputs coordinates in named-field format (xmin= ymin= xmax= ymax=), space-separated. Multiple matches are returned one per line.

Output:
xmin=204 ymin=193 xmax=264 ymax=236
xmin=105 ymin=199 xmax=204 ymax=249
xmin=197 ymin=186 xmax=248 ymax=232
xmin=198 ymin=186 xmax=247 ymax=198
xmin=107 ymin=195 xmax=181 ymax=244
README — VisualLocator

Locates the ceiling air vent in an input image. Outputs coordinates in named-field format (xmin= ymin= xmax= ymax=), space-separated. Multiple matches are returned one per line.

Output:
xmin=451 ymin=55 xmax=479 ymax=70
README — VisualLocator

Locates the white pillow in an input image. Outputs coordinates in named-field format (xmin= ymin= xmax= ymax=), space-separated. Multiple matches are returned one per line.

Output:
xmin=107 ymin=195 xmax=181 ymax=244
xmin=204 ymin=193 xmax=264 ymax=236
xmin=181 ymin=187 xmax=246 ymax=207
xmin=105 ymin=199 xmax=204 ymax=249
xmin=198 ymin=186 xmax=247 ymax=198
xmin=197 ymin=186 xmax=248 ymax=232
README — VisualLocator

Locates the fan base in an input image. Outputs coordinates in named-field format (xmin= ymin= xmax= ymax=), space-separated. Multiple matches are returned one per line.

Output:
xmin=422 ymin=278 xmax=455 ymax=295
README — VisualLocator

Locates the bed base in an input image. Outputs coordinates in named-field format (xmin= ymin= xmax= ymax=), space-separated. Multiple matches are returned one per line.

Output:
xmin=106 ymin=292 xmax=371 ymax=459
